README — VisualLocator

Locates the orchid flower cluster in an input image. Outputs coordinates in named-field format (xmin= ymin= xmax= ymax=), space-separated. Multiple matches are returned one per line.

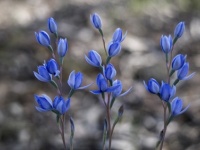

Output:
xmin=34 ymin=18 xmax=91 ymax=150
xmin=87 ymin=13 xmax=132 ymax=150
xmin=144 ymin=22 xmax=195 ymax=149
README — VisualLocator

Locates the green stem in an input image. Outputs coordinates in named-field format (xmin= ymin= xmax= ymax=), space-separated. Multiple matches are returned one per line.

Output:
xmin=106 ymin=56 xmax=111 ymax=64
xmin=58 ymin=115 xmax=67 ymax=150
xmin=48 ymin=45 xmax=56 ymax=59
xmin=68 ymin=89 xmax=74 ymax=98
xmin=106 ymin=94 xmax=112 ymax=150
xmin=169 ymin=70 xmax=175 ymax=77
xmin=173 ymin=79 xmax=179 ymax=86
xmin=99 ymin=29 xmax=107 ymax=56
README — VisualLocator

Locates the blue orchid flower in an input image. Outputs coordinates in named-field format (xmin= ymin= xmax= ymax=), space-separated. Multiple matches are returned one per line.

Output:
xmin=34 ymin=94 xmax=53 ymax=112
xmin=85 ymin=50 xmax=102 ymax=67
xmin=160 ymin=35 xmax=173 ymax=54
xmin=53 ymin=96 xmax=70 ymax=115
xmin=160 ymin=81 xmax=176 ymax=102
xmin=174 ymin=22 xmax=185 ymax=39
xmin=57 ymin=38 xmax=68 ymax=58
xmin=107 ymin=42 xmax=121 ymax=57
xmin=171 ymin=97 xmax=189 ymax=117
xmin=48 ymin=17 xmax=58 ymax=34
xmin=112 ymin=80 xmax=132 ymax=98
xmin=35 ymin=30 xmax=51 ymax=47
xmin=68 ymin=70 xmax=91 ymax=90
xmin=112 ymin=28 xmax=127 ymax=43
xmin=45 ymin=59 xmax=60 ymax=77
xmin=90 ymin=13 xmax=102 ymax=29
xmin=33 ymin=65 xmax=52 ymax=82
xmin=177 ymin=63 xmax=195 ymax=80
xmin=104 ymin=63 xmax=116 ymax=80
xmin=144 ymin=78 xmax=160 ymax=94
xmin=91 ymin=74 xmax=120 ymax=95
xmin=172 ymin=54 xmax=186 ymax=71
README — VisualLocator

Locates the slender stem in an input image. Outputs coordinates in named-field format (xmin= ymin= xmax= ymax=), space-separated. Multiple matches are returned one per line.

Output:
xmin=59 ymin=65 xmax=63 ymax=96
xmin=59 ymin=116 xmax=67 ymax=150
xmin=110 ymin=121 xmax=116 ymax=145
xmin=105 ymin=94 xmax=112 ymax=150
xmin=99 ymin=29 xmax=107 ymax=56
xmin=159 ymin=104 xmax=167 ymax=150
xmin=48 ymin=45 xmax=56 ymax=59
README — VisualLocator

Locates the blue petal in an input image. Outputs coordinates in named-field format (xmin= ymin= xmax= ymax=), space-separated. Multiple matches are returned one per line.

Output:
xmin=112 ymin=28 xmax=122 ymax=43
xmin=53 ymin=96 xmax=62 ymax=108
xmin=56 ymin=99 xmax=64 ymax=114
xmin=74 ymin=72 xmax=83 ymax=89
xmin=178 ymin=104 xmax=190 ymax=115
xmin=99 ymin=79 xmax=108 ymax=91
xmin=119 ymin=86 xmax=133 ymax=97
xmin=35 ymin=106 xmax=49 ymax=112
xmin=85 ymin=55 xmax=99 ymax=67
xmin=42 ymin=94 xmax=53 ymax=106
xmin=96 ymin=74 xmax=105 ymax=88
xmin=177 ymin=63 xmax=189 ymax=80
xmin=65 ymin=98 xmax=71 ymax=112
xmin=35 ymin=95 xmax=52 ymax=110
xmin=108 ymin=42 xmax=121 ymax=57
xmin=106 ymin=84 xmax=121 ymax=92
xmin=90 ymin=90 xmax=102 ymax=95
xmin=89 ymin=50 xmax=102 ymax=67
xmin=68 ymin=70 xmax=75 ymax=89
xmin=143 ymin=81 xmax=149 ymax=91
xmin=170 ymin=85 xmax=176 ymax=99
xmin=38 ymin=66 xmax=52 ymax=81
xmin=182 ymin=72 xmax=195 ymax=80
xmin=78 ymin=82 xmax=93 ymax=90
xmin=121 ymin=31 xmax=127 ymax=42
xmin=33 ymin=71 xmax=50 ymax=82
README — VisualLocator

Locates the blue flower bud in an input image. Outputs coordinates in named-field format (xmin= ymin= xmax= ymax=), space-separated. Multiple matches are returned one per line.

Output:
xmin=68 ymin=71 xmax=83 ymax=90
xmin=90 ymin=13 xmax=102 ymax=29
xmin=48 ymin=17 xmax=58 ymax=34
xmin=174 ymin=22 xmax=185 ymax=39
xmin=177 ymin=63 xmax=195 ymax=80
xmin=112 ymin=28 xmax=127 ymax=43
xmin=53 ymin=96 xmax=70 ymax=115
xmin=85 ymin=50 xmax=102 ymax=67
xmin=91 ymin=74 xmax=120 ymax=95
xmin=144 ymin=78 xmax=160 ymax=94
xmin=34 ymin=94 xmax=53 ymax=112
xmin=160 ymin=81 xmax=176 ymax=102
xmin=33 ymin=65 xmax=52 ymax=82
xmin=172 ymin=54 xmax=186 ymax=70
xmin=107 ymin=42 xmax=121 ymax=57
xmin=171 ymin=97 xmax=189 ymax=117
xmin=35 ymin=30 xmax=51 ymax=47
xmin=104 ymin=63 xmax=116 ymax=80
xmin=160 ymin=35 xmax=173 ymax=53
xmin=57 ymin=38 xmax=68 ymax=57
xmin=45 ymin=59 xmax=60 ymax=77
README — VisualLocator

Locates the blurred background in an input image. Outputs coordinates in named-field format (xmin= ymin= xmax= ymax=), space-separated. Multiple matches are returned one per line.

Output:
xmin=0 ymin=0 xmax=200 ymax=149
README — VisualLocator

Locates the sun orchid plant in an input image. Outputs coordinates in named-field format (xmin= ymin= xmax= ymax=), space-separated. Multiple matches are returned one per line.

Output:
xmin=33 ymin=14 xmax=194 ymax=150
xmin=144 ymin=21 xmax=195 ymax=150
